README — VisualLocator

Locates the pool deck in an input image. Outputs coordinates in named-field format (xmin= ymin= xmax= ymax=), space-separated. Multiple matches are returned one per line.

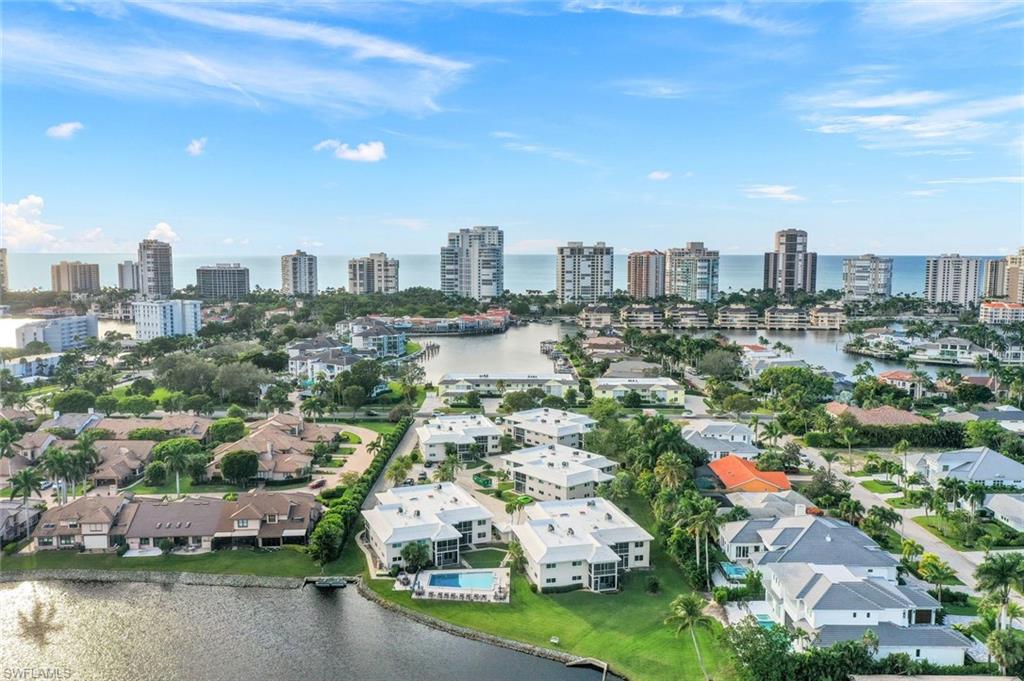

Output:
xmin=407 ymin=567 xmax=510 ymax=604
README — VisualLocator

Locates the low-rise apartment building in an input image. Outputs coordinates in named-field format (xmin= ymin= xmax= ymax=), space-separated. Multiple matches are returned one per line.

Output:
xmin=667 ymin=304 xmax=710 ymax=328
xmin=502 ymin=443 xmax=616 ymax=501
xmin=809 ymin=305 xmax=846 ymax=330
xmin=501 ymin=408 xmax=597 ymax=448
xmin=513 ymin=498 xmax=653 ymax=593
xmin=415 ymin=414 xmax=502 ymax=461
xmin=362 ymin=482 xmax=493 ymax=569
xmin=592 ymin=377 xmax=685 ymax=404
xmin=438 ymin=373 xmax=577 ymax=400
xmin=619 ymin=304 xmax=663 ymax=329
xmin=763 ymin=305 xmax=808 ymax=330
xmin=716 ymin=304 xmax=759 ymax=329
xmin=980 ymin=301 xmax=1024 ymax=325
xmin=578 ymin=304 xmax=615 ymax=329
xmin=349 ymin=317 xmax=407 ymax=357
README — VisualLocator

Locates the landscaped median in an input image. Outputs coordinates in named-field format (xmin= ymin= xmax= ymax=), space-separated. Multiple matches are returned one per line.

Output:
xmin=351 ymin=495 xmax=736 ymax=681
xmin=913 ymin=515 xmax=1022 ymax=553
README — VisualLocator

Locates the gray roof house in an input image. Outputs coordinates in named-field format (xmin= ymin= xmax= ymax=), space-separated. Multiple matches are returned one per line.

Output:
xmin=983 ymin=493 xmax=1024 ymax=531
xmin=682 ymin=430 xmax=762 ymax=461
xmin=908 ymin=447 xmax=1024 ymax=489
xmin=723 ymin=491 xmax=815 ymax=519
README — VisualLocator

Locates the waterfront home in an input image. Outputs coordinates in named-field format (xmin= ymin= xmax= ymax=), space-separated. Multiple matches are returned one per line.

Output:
xmin=501 ymin=408 xmax=597 ymax=448
xmin=1 ymin=352 xmax=63 ymax=381
xmin=582 ymin=336 xmax=625 ymax=357
xmin=602 ymin=360 xmax=662 ymax=378
xmin=13 ymin=430 xmax=58 ymax=462
xmin=32 ymin=494 xmax=136 ymax=551
xmin=592 ymin=377 xmax=685 ymax=405
xmin=723 ymin=491 xmax=817 ymax=519
xmin=763 ymin=305 xmax=808 ymax=330
xmin=512 ymin=498 xmax=652 ymax=593
xmin=808 ymin=305 xmax=846 ymax=330
xmin=980 ymin=301 xmax=1024 ymax=325
xmin=415 ymin=414 xmax=502 ymax=461
xmin=215 ymin=490 xmax=322 ymax=548
xmin=685 ymin=419 xmax=756 ymax=444
xmin=762 ymin=562 xmax=968 ymax=666
xmin=708 ymin=455 xmax=790 ymax=493
xmin=972 ymin=406 xmax=1024 ymax=434
xmin=502 ymin=443 xmax=616 ymax=501
xmin=682 ymin=429 xmax=761 ymax=461
xmin=908 ymin=337 xmax=991 ymax=367
xmin=877 ymin=370 xmax=933 ymax=400
xmin=284 ymin=335 xmax=344 ymax=358
xmin=124 ymin=497 xmax=226 ymax=552
xmin=983 ymin=494 xmax=1024 ymax=531
xmin=719 ymin=515 xmax=898 ymax=578
xmin=824 ymin=402 xmax=931 ymax=427
xmin=907 ymin=447 xmax=1024 ymax=489
xmin=747 ymin=356 xmax=810 ymax=380
xmin=349 ymin=318 xmax=407 ymax=357
xmin=716 ymin=304 xmax=759 ymax=329
xmin=619 ymin=304 xmax=664 ymax=329
xmin=667 ymin=304 xmax=710 ymax=329
xmin=206 ymin=424 xmax=313 ymax=482
xmin=361 ymin=482 xmax=493 ymax=569
xmin=438 ymin=373 xmax=577 ymax=400
xmin=79 ymin=440 xmax=155 ymax=488
xmin=578 ymin=304 xmax=615 ymax=329
xmin=37 ymin=410 xmax=103 ymax=436
xmin=0 ymin=500 xmax=41 ymax=542
xmin=95 ymin=415 xmax=213 ymax=441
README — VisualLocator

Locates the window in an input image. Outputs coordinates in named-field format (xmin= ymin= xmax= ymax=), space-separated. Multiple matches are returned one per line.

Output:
xmin=572 ymin=576 xmax=582 ymax=582
xmin=634 ymin=555 xmax=643 ymax=562
xmin=87 ymin=524 xmax=104 ymax=533
xmin=267 ymin=514 xmax=278 ymax=524
xmin=571 ymin=561 xmax=582 ymax=567
xmin=477 ymin=519 xmax=487 ymax=526
xmin=753 ymin=546 xmax=760 ymax=552
xmin=915 ymin=649 xmax=920 ymax=658
xmin=140 ymin=538 xmax=150 ymax=546
xmin=392 ymin=556 xmax=401 ymax=562
xmin=634 ymin=541 xmax=643 ymax=547
xmin=37 ymin=537 xmax=53 ymax=546
xmin=736 ymin=546 xmax=749 ymax=558
xmin=237 ymin=519 xmax=249 ymax=528
xmin=391 ymin=543 xmax=402 ymax=549
xmin=852 ymin=612 xmax=857 ymax=618
xmin=477 ymin=532 xmax=487 ymax=539
xmin=545 ymin=563 xmax=556 ymax=569
xmin=866 ymin=612 xmax=871 ymax=619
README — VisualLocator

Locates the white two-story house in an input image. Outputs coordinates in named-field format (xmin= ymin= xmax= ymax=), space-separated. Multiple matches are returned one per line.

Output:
xmin=415 ymin=414 xmax=502 ymax=462
xmin=908 ymin=447 xmax=1024 ymax=489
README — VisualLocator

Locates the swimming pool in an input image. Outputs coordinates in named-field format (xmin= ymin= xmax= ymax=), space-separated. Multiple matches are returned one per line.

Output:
xmin=755 ymin=614 xmax=775 ymax=629
xmin=428 ymin=571 xmax=496 ymax=590
xmin=720 ymin=561 xmax=748 ymax=581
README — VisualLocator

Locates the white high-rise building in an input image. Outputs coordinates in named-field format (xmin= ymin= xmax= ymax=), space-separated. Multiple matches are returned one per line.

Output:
xmin=556 ymin=242 xmax=614 ymax=304
xmin=842 ymin=254 xmax=893 ymax=301
xmin=665 ymin=242 xmax=720 ymax=302
xmin=137 ymin=239 xmax=174 ymax=298
xmin=118 ymin=260 xmax=140 ymax=292
xmin=348 ymin=253 xmax=399 ymax=295
xmin=281 ymin=250 xmax=318 ymax=296
xmin=14 ymin=315 xmax=99 ymax=352
xmin=440 ymin=226 xmax=504 ymax=300
xmin=132 ymin=300 xmax=202 ymax=341
xmin=924 ymin=254 xmax=981 ymax=305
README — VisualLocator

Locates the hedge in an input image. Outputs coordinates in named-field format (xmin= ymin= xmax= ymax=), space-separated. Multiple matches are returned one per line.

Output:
xmin=804 ymin=422 xmax=964 ymax=449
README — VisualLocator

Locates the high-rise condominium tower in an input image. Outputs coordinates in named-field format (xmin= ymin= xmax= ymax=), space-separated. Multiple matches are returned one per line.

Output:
xmin=665 ymin=242 xmax=720 ymax=302
xmin=138 ymin=239 xmax=174 ymax=298
xmin=440 ymin=226 xmax=504 ymax=300
xmin=556 ymin=242 xmax=614 ymax=304
xmin=348 ymin=253 xmax=400 ymax=295
xmin=924 ymin=254 xmax=980 ymax=305
xmin=281 ymin=250 xmax=318 ymax=296
xmin=50 ymin=261 xmax=101 ymax=294
xmin=983 ymin=258 xmax=1008 ymax=299
xmin=118 ymin=260 xmax=140 ymax=292
xmin=626 ymin=251 xmax=665 ymax=299
xmin=196 ymin=263 xmax=251 ymax=300
xmin=1005 ymin=248 xmax=1024 ymax=304
xmin=763 ymin=229 xmax=816 ymax=294
xmin=0 ymin=248 xmax=9 ymax=302
xmin=842 ymin=254 xmax=893 ymax=301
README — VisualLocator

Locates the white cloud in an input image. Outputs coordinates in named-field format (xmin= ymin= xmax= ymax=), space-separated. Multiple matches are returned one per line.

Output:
xmin=564 ymin=1 xmax=808 ymax=35
xmin=615 ymin=78 xmax=688 ymax=99
xmin=186 ymin=137 xmax=207 ymax=156
xmin=147 ymin=221 xmax=180 ymax=242
xmin=45 ymin=121 xmax=84 ymax=139
xmin=801 ymin=89 xmax=952 ymax=109
xmin=313 ymin=139 xmax=387 ymax=162
xmin=222 ymin=237 xmax=250 ymax=246
xmin=647 ymin=170 xmax=671 ymax=181
xmin=0 ymin=195 xmax=133 ymax=252
xmin=861 ymin=0 xmax=1022 ymax=30
xmin=300 ymin=239 xmax=324 ymax=248
xmin=926 ymin=176 xmax=1023 ymax=185
xmin=490 ymin=131 xmax=520 ymax=140
xmin=744 ymin=184 xmax=806 ymax=202
xmin=491 ymin=132 xmax=588 ymax=165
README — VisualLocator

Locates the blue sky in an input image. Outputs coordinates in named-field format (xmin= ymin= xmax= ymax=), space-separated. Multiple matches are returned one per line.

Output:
xmin=2 ymin=1 xmax=1022 ymax=257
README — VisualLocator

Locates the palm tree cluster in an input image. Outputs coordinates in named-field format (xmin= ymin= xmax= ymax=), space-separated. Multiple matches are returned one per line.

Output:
xmin=974 ymin=552 xmax=1024 ymax=674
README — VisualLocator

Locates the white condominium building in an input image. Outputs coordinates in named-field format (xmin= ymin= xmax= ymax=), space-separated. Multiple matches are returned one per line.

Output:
xmin=503 ymin=444 xmax=616 ymax=501
xmin=980 ymin=301 xmax=1024 ymax=325
xmin=556 ymin=242 xmax=614 ymax=304
xmin=14 ymin=315 xmax=99 ymax=352
xmin=502 ymin=408 xmax=597 ymax=448
xmin=348 ymin=252 xmax=399 ymax=295
xmin=138 ymin=239 xmax=174 ymax=297
xmin=437 ymin=373 xmax=578 ymax=400
xmin=842 ymin=254 xmax=892 ymax=301
xmin=132 ymin=299 xmax=202 ymax=341
xmin=592 ymin=377 xmax=685 ymax=404
xmin=513 ymin=498 xmax=652 ymax=593
xmin=117 ymin=260 xmax=140 ymax=292
xmin=924 ymin=254 xmax=980 ymax=305
xmin=665 ymin=242 xmax=720 ymax=302
xmin=362 ymin=482 xmax=493 ymax=569
xmin=281 ymin=250 xmax=318 ymax=296
xmin=415 ymin=414 xmax=502 ymax=461
xmin=626 ymin=250 xmax=665 ymax=299
xmin=440 ymin=226 xmax=504 ymax=301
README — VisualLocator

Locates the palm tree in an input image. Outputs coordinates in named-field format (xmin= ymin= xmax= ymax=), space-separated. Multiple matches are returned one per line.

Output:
xmin=900 ymin=538 xmax=923 ymax=567
xmin=40 ymin=449 xmax=71 ymax=506
xmin=763 ymin=421 xmax=783 ymax=448
xmin=504 ymin=496 xmax=527 ymax=523
xmin=67 ymin=432 xmax=101 ymax=500
xmin=839 ymin=426 xmax=856 ymax=461
xmin=654 ymin=452 xmax=687 ymax=492
xmin=386 ymin=457 xmax=412 ymax=487
xmin=893 ymin=438 xmax=911 ymax=499
xmin=505 ymin=540 xmax=525 ymax=573
xmin=10 ymin=468 xmax=44 ymax=538
xmin=688 ymin=496 xmax=721 ymax=589
xmin=366 ymin=436 xmax=384 ymax=458
xmin=747 ymin=415 xmax=760 ymax=443
xmin=163 ymin=446 xmax=191 ymax=497
xmin=837 ymin=498 xmax=865 ymax=526
xmin=975 ymin=552 xmax=1024 ymax=630
xmin=821 ymin=451 xmax=839 ymax=475
xmin=433 ymin=452 xmax=463 ymax=483
xmin=0 ymin=430 xmax=13 ymax=461
xmin=987 ymin=629 xmax=1024 ymax=676
xmin=299 ymin=397 xmax=326 ymax=423
xmin=964 ymin=482 xmax=986 ymax=514
xmin=664 ymin=593 xmax=713 ymax=681
xmin=920 ymin=556 xmax=955 ymax=605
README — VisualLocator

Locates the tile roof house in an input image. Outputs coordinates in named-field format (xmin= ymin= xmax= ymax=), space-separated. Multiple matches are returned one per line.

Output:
xmin=206 ymin=423 xmax=313 ymax=482
xmin=825 ymin=401 xmax=931 ymax=427
xmin=124 ymin=497 xmax=227 ymax=552
xmin=215 ymin=490 xmax=322 ymax=548
xmin=96 ymin=415 xmax=213 ymax=441
xmin=77 ymin=440 xmax=156 ymax=488
xmin=708 ymin=455 xmax=790 ymax=493
xmin=0 ymin=499 xmax=42 ymax=543
xmin=0 ymin=454 xmax=33 ymax=485
xmin=12 ymin=431 xmax=58 ymax=462
xmin=32 ymin=494 xmax=137 ymax=551
xmin=0 ymin=407 xmax=37 ymax=425
xmin=908 ymin=447 xmax=1024 ymax=489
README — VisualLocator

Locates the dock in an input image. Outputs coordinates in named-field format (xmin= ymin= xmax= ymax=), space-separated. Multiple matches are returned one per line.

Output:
xmin=306 ymin=576 xmax=352 ymax=589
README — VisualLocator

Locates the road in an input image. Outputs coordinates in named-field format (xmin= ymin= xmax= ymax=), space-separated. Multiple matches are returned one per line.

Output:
xmin=360 ymin=418 xmax=421 ymax=509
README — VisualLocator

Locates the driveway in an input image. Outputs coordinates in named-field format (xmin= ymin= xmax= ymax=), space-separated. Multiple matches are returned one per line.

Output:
xmin=360 ymin=419 xmax=421 ymax=509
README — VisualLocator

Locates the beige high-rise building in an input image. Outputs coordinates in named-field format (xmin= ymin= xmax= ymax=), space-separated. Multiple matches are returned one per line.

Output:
xmin=626 ymin=250 xmax=665 ymax=299
xmin=281 ymin=250 xmax=318 ymax=296
xmin=138 ymin=239 xmax=174 ymax=297
xmin=924 ymin=254 xmax=980 ymax=305
xmin=983 ymin=258 xmax=1008 ymax=299
xmin=1006 ymin=247 xmax=1024 ymax=304
xmin=50 ymin=260 xmax=101 ymax=293
xmin=763 ymin=229 xmax=816 ymax=294
xmin=348 ymin=252 xmax=399 ymax=295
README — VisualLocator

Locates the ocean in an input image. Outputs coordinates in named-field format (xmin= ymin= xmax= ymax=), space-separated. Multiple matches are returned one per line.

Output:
xmin=5 ymin=253 xmax=1002 ymax=297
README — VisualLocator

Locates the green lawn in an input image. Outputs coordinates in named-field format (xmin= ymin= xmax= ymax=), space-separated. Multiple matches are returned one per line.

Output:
xmin=334 ymin=420 xmax=399 ymax=435
xmin=860 ymin=479 xmax=902 ymax=494
xmin=913 ymin=515 xmax=1018 ymax=552
xmin=127 ymin=476 xmax=243 ymax=495
xmin=462 ymin=548 xmax=507 ymax=568
xmin=943 ymin=596 xmax=982 ymax=616
xmin=323 ymin=524 xmax=370 ymax=576
xmin=886 ymin=496 xmax=921 ymax=509
xmin=361 ymin=494 xmax=735 ymax=681
xmin=1 ymin=546 xmax=319 ymax=578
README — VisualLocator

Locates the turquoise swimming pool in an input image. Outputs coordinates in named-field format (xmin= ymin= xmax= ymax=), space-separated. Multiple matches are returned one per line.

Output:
xmin=755 ymin=614 xmax=775 ymax=629
xmin=720 ymin=561 xmax=748 ymax=581
xmin=429 ymin=571 xmax=495 ymax=590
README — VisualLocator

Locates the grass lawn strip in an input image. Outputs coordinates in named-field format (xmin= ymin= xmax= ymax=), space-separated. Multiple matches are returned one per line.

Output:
xmin=860 ymin=479 xmax=902 ymax=494
xmin=462 ymin=548 xmax=507 ymax=569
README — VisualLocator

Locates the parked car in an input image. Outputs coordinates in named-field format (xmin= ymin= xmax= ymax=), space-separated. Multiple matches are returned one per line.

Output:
xmin=402 ymin=478 xmax=414 ymax=486
xmin=40 ymin=480 xmax=54 ymax=491
xmin=308 ymin=478 xmax=326 ymax=490
xmin=417 ymin=471 xmax=428 ymax=482
xmin=424 ymin=461 xmax=435 ymax=469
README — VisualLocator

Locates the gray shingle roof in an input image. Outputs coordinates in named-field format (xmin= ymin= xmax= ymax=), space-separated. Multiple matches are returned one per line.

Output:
xmin=814 ymin=622 xmax=970 ymax=648
xmin=754 ymin=517 xmax=897 ymax=568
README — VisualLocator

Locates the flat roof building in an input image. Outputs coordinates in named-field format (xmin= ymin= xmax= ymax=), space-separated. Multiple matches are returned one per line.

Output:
xmin=503 ymin=443 xmax=616 ymax=501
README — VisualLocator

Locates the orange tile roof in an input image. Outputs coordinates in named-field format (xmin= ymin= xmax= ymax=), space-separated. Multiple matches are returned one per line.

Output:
xmin=708 ymin=455 xmax=790 ymax=492
xmin=878 ymin=370 xmax=915 ymax=382
xmin=981 ymin=301 xmax=1024 ymax=309
xmin=825 ymin=401 xmax=931 ymax=426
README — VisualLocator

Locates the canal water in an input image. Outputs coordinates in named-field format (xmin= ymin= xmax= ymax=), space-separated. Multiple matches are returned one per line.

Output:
xmin=0 ymin=581 xmax=607 ymax=681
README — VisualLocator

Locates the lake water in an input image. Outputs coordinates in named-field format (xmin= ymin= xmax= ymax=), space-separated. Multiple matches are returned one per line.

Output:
xmin=0 ymin=580 xmax=606 ymax=681
xmin=6 ymin=253 xmax=1001 ymax=296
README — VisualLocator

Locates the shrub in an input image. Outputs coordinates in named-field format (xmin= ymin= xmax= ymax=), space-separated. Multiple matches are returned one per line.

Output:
xmin=158 ymin=538 xmax=174 ymax=554
xmin=144 ymin=461 xmax=167 ymax=486
xmin=712 ymin=586 xmax=728 ymax=604
xmin=646 ymin=575 xmax=661 ymax=594
xmin=540 ymin=583 xmax=584 ymax=594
